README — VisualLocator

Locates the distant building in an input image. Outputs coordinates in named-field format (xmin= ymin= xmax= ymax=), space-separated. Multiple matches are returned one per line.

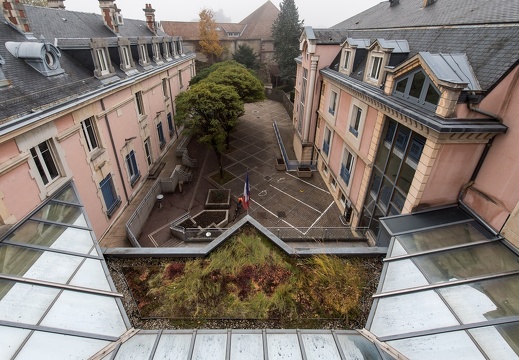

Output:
xmin=293 ymin=0 xmax=519 ymax=247
xmin=161 ymin=1 xmax=279 ymax=77
xmin=0 ymin=0 xmax=195 ymax=239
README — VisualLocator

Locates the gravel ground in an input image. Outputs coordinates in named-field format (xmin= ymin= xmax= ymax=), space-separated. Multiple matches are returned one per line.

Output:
xmin=106 ymin=256 xmax=383 ymax=330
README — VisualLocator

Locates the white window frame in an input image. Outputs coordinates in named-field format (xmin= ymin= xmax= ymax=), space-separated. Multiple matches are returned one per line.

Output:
xmin=328 ymin=90 xmax=338 ymax=116
xmin=81 ymin=117 xmax=99 ymax=153
xmin=340 ymin=147 xmax=355 ymax=188
xmin=139 ymin=44 xmax=149 ymax=64
xmin=162 ymin=78 xmax=168 ymax=98
xmin=121 ymin=46 xmax=132 ymax=69
xmin=30 ymin=140 xmax=61 ymax=186
xmin=341 ymin=49 xmax=352 ymax=74
xmin=144 ymin=137 xmax=153 ymax=167
xmin=96 ymin=48 xmax=109 ymax=75
xmin=322 ymin=126 xmax=332 ymax=158
xmin=125 ymin=149 xmax=140 ymax=187
xmin=369 ymin=55 xmax=383 ymax=80
xmin=135 ymin=91 xmax=145 ymax=116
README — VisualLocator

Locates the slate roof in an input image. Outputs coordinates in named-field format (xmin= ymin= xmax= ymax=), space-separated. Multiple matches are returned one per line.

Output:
xmin=310 ymin=0 xmax=519 ymax=91
xmin=333 ymin=0 xmax=519 ymax=29
xmin=239 ymin=0 xmax=279 ymax=40
xmin=0 ymin=5 xmax=190 ymax=124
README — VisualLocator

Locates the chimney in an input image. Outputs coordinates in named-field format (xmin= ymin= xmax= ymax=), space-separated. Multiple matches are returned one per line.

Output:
xmin=48 ymin=0 xmax=65 ymax=9
xmin=99 ymin=0 xmax=119 ymax=34
xmin=143 ymin=3 xmax=156 ymax=34
xmin=389 ymin=0 xmax=399 ymax=7
xmin=423 ymin=0 xmax=437 ymax=7
xmin=3 ymin=0 xmax=31 ymax=33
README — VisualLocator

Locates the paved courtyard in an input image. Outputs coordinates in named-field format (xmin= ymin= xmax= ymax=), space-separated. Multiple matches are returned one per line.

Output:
xmin=101 ymin=100 xmax=356 ymax=248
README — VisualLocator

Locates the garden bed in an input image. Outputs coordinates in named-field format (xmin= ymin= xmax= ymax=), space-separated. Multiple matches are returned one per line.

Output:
xmin=205 ymin=189 xmax=231 ymax=209
xmin=117 ymin=226 xmax=382 ymax=329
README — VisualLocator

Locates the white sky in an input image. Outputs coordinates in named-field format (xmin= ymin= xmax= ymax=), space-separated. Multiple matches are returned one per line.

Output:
xmin=66 ymin=0 xmax=383 ymax=28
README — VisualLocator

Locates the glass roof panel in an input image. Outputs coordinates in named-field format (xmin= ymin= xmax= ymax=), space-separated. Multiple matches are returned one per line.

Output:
xmin=396 ymin=222 xmax=490 ymax=254
xmin=31 ymin=201 xmax=87 ymax=227
xmin=387 ymin=331 xmax=485 ymax=360
xmin=40 ymin=290 xmax=127 ymax=337
xmin=438 ymin=274 xmax=519 ymax=324
xmin=0 ymin=280 xmax=59 ymax=324
xmin=469 ymin=322 xmax=519 ymax=360
xmin=411 ymin=242 xmax=519 ymax=284
xmin=16 ymin=331 xmax=109 ymax=360
xmin=53 ymin=185 xmax=80 ymax=204
xmin=154 ymin=333 xmax=193 ymax=360
xmin=69 ymin=258 xmax=112 ymax=291
xmin=230 ymin=333 xmax=264 ymax=360
xmin=336 ymin=333 xmax=384 ymax=359
xmin=381 ymin=206 xmax=472 ymax=235
xmin=369 ymin=290 xmax=459 ymax=337
xmin=5 ymin=221 xmax=94 ymax=254
xmin=0 ymin=244 xmax=83 ymax=283
xmin=192 ymin=333 xmax=227 ymax=360
xmin=0 ymin=326 xmax=30 ymax=359
xmin=114 ymin=333 xmax=156 ymax=360
xmin=302 ymin=333 xmax=341 ymax=360
xmin=267 ymin=333 xmax=303 ymax=360
xmin=389 ymin=238 xmax=408 ymax=257
xmin=381 ymin=259 xmax=429 ymax=292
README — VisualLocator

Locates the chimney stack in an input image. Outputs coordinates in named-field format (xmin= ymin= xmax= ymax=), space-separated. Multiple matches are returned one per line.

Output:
xmin=389 ymin=0 xmax=399 ymax=7
xmin=143 ymin=3 xmax=156 ymax=34
xmin=3 ymin=0 xmax=31 ymax=33
xmin=48 ymin=0 xmax=65 ymax=9
xmin=99 ymin=0 xmax=119 ymax=34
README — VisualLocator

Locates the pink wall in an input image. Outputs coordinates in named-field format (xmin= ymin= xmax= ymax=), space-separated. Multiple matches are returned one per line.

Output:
xmin=334 ymin=92 xmax=352 ymax=135
xmin=421 ymin=143 xmax=484 ymax=207
xmin=462 ymin=66 xmax=519 ymax=230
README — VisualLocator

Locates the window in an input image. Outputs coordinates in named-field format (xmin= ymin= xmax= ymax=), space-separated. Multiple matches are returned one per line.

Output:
xmin=162 ymin=78 xmax=168 ymax=98
xmin=167 ymin=113 xmax=174 ymax=135
xmin=178 ymin=70 xmax=183 ymax=88
xmin=323 ymin=127 xmax=332 ymax=156
xmin=81 ymin=117 xmax=99 ymax=152
xmin=393 ymin=69 xmax=441 ymax=110
xmin=121 ymin=46 xmax=131 ymax=68
xmin=340 ymin=148 xmax=354 ymax=186
xmin=144 ymin=138 xmax=152 ymax=166
xmin=329 ymin=90 xmax=338 ymax=116
xmin=331 ymin=177 xmax=337 ymax=189
xmin=349 ymin=105 xmax=362 ymax=137
xmin=135 ymin=91 xmax=145 ymax=116
xmin=96 ymin=49 xmax=109 ymax=75
xmin=301 ymin=68 xmax=308 ymax=105
xmin=163 ymin=42 xmax=170 ymax=59
xmin=342 ymin=50 xmax=351 ymax=70
xmin=369 ymin=56 xmax=383 ymax=80
xmin=125 ymin=150 xmax=140 ymax=186
xmin=30 ymin=141 xmax=60 ymax=186
xmin=100 ymin=174 xmax=120 ymax=217
xmin=139 ymin=44 xmax=148 ymax=64
xmin=157 ymin=122 xmax=165 ymax=148
xmin=153 ymin=43 xmax=161 ymax=60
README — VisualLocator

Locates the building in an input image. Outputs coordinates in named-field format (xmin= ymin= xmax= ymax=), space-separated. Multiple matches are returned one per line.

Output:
xmin=293 ymin=0 xmax=519 ymax=247
xmin=0 ymin=0 xmax=194 ymax=240
xmin=161 ymin=1 xmax=279 ymax=74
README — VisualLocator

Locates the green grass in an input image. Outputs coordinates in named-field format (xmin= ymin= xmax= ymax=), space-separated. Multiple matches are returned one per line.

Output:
xmin=122 ymin=226 xmax=373 ymax=327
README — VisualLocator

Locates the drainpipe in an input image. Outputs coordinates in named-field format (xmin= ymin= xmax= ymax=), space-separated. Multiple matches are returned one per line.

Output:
xmin=101 ymin=99 xmax=129 ymax=203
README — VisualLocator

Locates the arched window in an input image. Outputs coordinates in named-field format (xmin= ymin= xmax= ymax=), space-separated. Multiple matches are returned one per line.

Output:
xmin=393 ymin=69 xmax=440 ymax=111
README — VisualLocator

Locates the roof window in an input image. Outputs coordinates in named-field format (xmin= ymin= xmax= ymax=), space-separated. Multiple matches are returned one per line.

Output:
xmin=5 ymin=42 xmax=65 ymax=77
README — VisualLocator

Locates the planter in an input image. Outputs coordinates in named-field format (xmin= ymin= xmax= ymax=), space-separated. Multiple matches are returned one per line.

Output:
xmin=276 ymin=158 xmax=286 ymax=171
xmin=205 ymin=189 xmax=231 ymax=209
xmin=297 ymin=166 xmax=312 ymax=178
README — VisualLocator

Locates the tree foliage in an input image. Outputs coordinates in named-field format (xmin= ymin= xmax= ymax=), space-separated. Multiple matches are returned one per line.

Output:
xmin=233 ymin=44 xmax=260 ymax=71
xmin=175 ymin=82 xmax=243 ymax=176
xmin=205 ymin=61 xmax=265 ymax=103
xmin=271 ymin=0 xmax=303 ymax=83
xmin=198 ymin=9 xmax=223 ymax=64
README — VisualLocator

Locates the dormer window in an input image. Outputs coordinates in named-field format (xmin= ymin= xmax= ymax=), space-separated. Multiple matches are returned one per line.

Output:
xmin=89 ymin=39 xmax=116 ymax=79
xmin=342 ymin=50 xmax=351 ymax=72
xmin=393 ymin=68 xmax=440 ymax=111
xmin=121 ymin=46 xmax=131 ymax=68
xmin=369 ymin=55 xmax=383 ymax=81
xmin=163 ymin=41 xmax=172 ymax=61
xmin=6 ymin=42 xmax=65 ymax=77
xmin=140 ymin=44 xmax=148 ymax=64
xmin=0 ymin=55 xmax=9 ymax=87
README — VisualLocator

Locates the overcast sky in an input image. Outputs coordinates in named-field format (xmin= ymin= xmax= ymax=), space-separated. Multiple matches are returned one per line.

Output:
xmin=67 ymin=0 xmax=383 ymax=28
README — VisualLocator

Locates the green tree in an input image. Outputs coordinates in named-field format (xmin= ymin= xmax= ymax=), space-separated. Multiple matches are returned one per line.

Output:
xmin=198 ymin=9 xmax=223 ymax=64
xmin=233 ymin=44 xmax=260 ymax=71
xmin=271 ymin=0 xmax=303 ymax=84
xmin=176 ymin=82 xmax=244 ymax=177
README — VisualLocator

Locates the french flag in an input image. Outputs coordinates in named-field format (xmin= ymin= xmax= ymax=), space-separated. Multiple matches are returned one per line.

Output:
xmin=243 ymin=171 xmax=250 ymax=210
